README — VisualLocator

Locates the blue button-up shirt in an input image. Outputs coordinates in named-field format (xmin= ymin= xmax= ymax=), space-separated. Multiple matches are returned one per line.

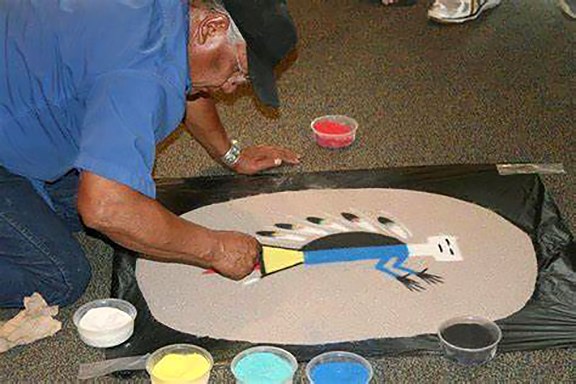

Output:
xmin=0 ymin=0 xmax=190 ymax=200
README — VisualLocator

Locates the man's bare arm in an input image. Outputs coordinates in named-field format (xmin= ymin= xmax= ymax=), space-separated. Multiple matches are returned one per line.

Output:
xmin=77 ymin=171 xmax=259 ymax=279
xmin=184 ymin=95 xmax=232 ymax=161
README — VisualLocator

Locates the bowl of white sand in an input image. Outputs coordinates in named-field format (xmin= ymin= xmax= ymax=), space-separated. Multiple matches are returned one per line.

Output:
xmin=73 ymin=298 xmax=137 ymax=348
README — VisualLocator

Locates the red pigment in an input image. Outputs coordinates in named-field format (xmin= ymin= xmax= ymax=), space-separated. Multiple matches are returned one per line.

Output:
xmin=313 ymin=120 xmax=354 ymax=149
xmin=203 ymin=263 xmax=260 ymax=275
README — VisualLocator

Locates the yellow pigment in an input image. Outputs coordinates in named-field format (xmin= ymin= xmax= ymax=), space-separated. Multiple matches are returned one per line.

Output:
xmin=262 ymin=246 xmax=304 ymax=274
xmin=151 ymin=353 xmax=210 ymax=382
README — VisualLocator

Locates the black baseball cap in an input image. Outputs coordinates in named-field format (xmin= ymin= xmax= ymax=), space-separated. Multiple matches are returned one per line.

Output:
xmin=222 ymin=0 xmax=297 ymax=108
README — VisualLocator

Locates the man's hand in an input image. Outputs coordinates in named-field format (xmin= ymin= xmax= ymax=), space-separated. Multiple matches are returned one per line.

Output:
xmin=209 ymin=230 xmax=261 ymax=280
xmin=184 ymin=97 xmax=301 ymax=175
xmin=232 ymin=145 xmax=300 ymax=175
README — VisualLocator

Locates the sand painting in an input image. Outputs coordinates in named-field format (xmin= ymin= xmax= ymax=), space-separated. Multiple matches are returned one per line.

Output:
xmin=136 ymin=189 xmax=537 ymax=345
xmin=257 ymin=230 xmax=461 ymax=292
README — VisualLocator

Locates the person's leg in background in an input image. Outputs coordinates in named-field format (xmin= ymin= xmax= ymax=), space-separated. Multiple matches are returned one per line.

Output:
xmin=0 ymin=167 xmax=91 ymax=308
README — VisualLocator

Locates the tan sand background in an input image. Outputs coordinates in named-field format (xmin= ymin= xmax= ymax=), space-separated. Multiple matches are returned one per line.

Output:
xmin=136 ymin=189 xmax=537 ymax=345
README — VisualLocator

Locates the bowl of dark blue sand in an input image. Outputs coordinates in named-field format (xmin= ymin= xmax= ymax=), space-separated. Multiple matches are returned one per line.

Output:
xmin=305 ymin=351 xmax=373 ymax=384
xmin=438 ymin=316 xmax=502 ymax=365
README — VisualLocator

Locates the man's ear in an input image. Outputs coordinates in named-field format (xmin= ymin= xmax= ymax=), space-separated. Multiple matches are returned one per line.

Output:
xmin=197 ymin=13 xmax=230 ymax=45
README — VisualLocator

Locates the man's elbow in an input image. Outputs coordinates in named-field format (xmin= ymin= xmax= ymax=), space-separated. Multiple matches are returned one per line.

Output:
xmin=77 ymin=196 xmax=115 ymax=232
xmin=77 ymin=171 xmax=131 ymax=233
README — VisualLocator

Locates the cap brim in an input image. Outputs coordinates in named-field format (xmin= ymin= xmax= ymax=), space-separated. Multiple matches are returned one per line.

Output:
xmin=247 ymin=46 xmax=280 ymax=108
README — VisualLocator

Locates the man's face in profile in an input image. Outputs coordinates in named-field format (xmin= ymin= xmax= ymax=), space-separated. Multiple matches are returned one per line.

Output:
xmin=188 ymin=12 xmax=250 ymax=96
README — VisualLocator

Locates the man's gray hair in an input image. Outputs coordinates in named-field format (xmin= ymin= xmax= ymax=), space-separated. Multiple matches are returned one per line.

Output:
xmin=194 ymin=0 xmax=245 ymax=44
xmin=226 ymin=15 xmax=244 ymax=44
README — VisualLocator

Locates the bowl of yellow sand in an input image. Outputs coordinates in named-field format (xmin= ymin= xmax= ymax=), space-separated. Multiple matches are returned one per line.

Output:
xmin=146 ymin=344 xmax=214 ymax=384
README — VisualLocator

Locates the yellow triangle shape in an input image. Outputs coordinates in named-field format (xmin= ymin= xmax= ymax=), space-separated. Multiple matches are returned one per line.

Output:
xmin=261 ymin=246 xmax=304 ymax=275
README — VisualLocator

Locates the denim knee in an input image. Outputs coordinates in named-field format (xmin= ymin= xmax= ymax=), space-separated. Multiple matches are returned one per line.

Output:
xmin=0 ymin=166 xmax=92 ymax=308
xmin=0 ymin=249 xmax=92 ymax=308
xmin=48 ymin=250 xmax=92 ymax=307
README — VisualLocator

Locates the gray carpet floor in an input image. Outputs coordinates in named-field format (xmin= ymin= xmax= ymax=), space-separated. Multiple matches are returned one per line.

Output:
xmin=1 ymin=0 xmax=575 ymax=382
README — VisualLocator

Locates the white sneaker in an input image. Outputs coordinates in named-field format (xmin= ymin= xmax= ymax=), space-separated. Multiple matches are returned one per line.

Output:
xmin=428 ymin=0 xmax=502 ymax=24
xmin=558 ymin=0 xmax=576 ymax=19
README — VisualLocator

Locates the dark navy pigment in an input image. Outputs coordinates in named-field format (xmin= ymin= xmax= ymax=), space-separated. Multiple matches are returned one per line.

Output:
xmin=441 ymin=323 xmax=497 ymax=349
xmin=310 ymin=361 xmax=370 ymax=384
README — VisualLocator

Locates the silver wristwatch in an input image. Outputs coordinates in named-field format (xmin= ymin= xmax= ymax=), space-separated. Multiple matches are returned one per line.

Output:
xmin=221 ymin=139 xmax=242 ymax=167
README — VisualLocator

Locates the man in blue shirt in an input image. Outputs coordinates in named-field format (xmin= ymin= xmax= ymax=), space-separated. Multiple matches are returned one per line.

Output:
xmin=0 ymin=0 xmax=299 ymax=307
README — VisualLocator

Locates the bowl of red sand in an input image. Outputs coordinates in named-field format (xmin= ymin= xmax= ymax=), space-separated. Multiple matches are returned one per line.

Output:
xmin=310 ymin=115 xmax=358 ymax=149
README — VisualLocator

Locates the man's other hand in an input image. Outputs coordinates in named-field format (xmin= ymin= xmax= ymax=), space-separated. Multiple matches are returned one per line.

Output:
xmin=233 ymin=145 xmax=300 ymax=175
xmin=210 ymin=231 xmax=261 ymax=280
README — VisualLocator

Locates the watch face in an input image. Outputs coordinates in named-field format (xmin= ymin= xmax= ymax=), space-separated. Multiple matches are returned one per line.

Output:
xmin=136 ymin=188 xmax=536 ymax=345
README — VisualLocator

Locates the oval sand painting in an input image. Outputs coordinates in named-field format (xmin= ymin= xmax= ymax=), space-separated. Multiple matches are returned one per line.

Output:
xmin=136 ymin=189 xmax=537 ymax=345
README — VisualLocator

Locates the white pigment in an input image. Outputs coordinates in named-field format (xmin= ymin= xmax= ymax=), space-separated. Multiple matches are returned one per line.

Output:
xmin=78 ymin=306 xmax=134 ymax=347
xmin=79 ymin=307 xmax=132 ymax=331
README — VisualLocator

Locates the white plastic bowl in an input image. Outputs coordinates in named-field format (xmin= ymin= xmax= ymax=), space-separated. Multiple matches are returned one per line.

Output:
xmin=73 ymin=298 xmax=136 ymax=348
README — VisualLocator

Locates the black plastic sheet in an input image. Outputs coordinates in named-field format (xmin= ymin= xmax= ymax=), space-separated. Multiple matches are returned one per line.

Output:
xmin=106 ymin=164 xmax=576 ymax=363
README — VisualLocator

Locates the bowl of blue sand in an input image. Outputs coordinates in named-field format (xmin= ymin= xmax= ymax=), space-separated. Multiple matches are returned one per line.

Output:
xmin=231 ymin=346 xmax=297 ymax=384
xmin=305 ymin=351 xmax=373 ymax=384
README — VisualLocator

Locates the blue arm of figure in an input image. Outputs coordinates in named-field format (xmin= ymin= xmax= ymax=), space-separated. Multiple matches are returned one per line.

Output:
xmin=303 ymin=244 xmax=410 ymax=265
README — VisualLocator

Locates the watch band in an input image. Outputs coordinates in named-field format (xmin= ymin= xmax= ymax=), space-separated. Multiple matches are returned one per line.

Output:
xmin=221 ymin=139 xmax=242 ymax=167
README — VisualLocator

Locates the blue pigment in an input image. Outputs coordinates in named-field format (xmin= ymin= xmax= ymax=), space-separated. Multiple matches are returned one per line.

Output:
xmin=233 ymin=352 xmax=293 ymax=384
xmin=310 ymin=361 xmax=370 ymax=384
